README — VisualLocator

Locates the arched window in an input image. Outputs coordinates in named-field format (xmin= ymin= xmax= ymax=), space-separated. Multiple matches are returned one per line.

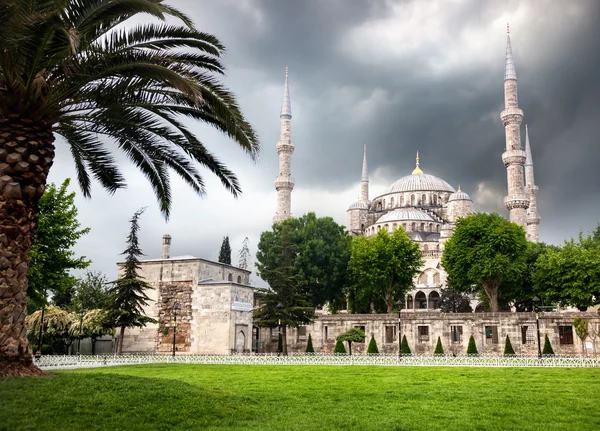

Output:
xmin=383 ymin=199 xmax=386 ymax=208
xmin=400 ymin=195 xmax=404 ymax=206
xmin=418 ymin=272 xmax=427 ymax=284
xmin=228 ymin=273 xmax=233 ymax=282
xmin=429 ymin=223 xmax=433 ymax=232
xmin=436 ymin=225 xmax=440 ymax=232
xmin=410 ymin=194 xmax=415 ymax=206
xmin=406 ymin=295 xmax=414 ymax=309
xmin=420 ymin=222 xmax=425 ymax=231
xmin=428 ymin=291 xmax=441 ymax=309
xmin=237 ymin=275 xmax=242 ymax=283
xmin=433 ymin=194 xmax=437 ymax=205
xmin=432 ymin=271 xmax=440 ymax=284
xmin=415 ymin=292 xmax=427 ymax=309
xmin=384 ymin=224 xmax=389 ymax=231
xmin=390 ymin=197 xmax=395 ymax=207
xmin=422 ymin=194 xmax=426 ymax=205
xmin=423 ymin=244 xmax=428 ymax=252
xmin=393 ymin=223 xmax=397 ymax=230
xmin=361 ymin=223 xmax=365 ymax=231
xmin=402 ymin=223 xmax=407 ymax=230
xmin=411 ymin=222 xmax=416 ymax=231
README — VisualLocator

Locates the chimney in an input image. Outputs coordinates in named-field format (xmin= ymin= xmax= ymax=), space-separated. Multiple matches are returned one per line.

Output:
xmin=161 ymin=234 xmax=171 ymax=259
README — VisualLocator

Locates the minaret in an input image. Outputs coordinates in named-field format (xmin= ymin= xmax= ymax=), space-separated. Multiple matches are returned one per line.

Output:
xmin=274 ymin=66 xmax=295 ymax=223
xmin=360 ymin=144 xmax=369 ymax=201
xmin=524 ymin=125 xmax=540 ymax=242
xmin=500 ymin=24 xmax=529 ymax=228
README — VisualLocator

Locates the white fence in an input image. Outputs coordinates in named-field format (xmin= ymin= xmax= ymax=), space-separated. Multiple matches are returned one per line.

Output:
xmin=33 ymin=353 xmax=600 ymax=370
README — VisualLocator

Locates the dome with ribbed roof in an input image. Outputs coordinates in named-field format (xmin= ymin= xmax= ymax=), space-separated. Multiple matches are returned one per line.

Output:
xmin=376 ymin=208 xmax=434 ymax=224
xmin=448 ymin=186 xmax=472 ymax=202
xmin=348 ymin=200 xmax=369 ymax=210
xmin=389 ymin=174 xmax=455 ymax=193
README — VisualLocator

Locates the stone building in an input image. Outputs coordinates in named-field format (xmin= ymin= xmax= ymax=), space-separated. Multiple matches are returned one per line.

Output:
xmin=117 ymin=235 xmax=254 ymax=355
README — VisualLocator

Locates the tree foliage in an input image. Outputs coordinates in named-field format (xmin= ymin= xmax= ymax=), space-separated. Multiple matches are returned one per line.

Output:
xmin=573 ymin=318 xmax=589 ymax=352
xmin=367 ymin=335 xmax=379 ymax=355
xmin=542 ymin=334 xmax=555 ymax=356
xmin=441 ymin=213 xmax=527 ymax=312
xmin=347 ymin=228 xmax=422 ymax=313
xmin=466 ymin=335 xmax=478 ymax=355
xmin=401 ymin=334 xmax=411 ymax=355
xmin=105 ymin=208 xmax=156 ymax=355
xmin=28 ymin=179 xmax=90 ymax=306
xmin=72 ymin=271 xmax=111 ymax=311
xmin=439 ymin=286 xmax=473 ymax=313
xmin=306 ymin=334 xmax=315 ymax=353
xmin=504 ymin=335 xmax=515 ymax=356
xmin=532 ymin=227 xmax=600 ymax=311
xmin=218 ymin=235 xmax=232 ymax=265
xmin=336 ymin=327 xmax=365 ymax=356
xmin=256 ymin=213 xmax=351 ymax=310
xmin=434 ymin=337 xmax=444 ymax=355
xmin=238 ymin=237 xmax=251 ymax=270
xmin=334 ymin=340 xmax=346 ymax=354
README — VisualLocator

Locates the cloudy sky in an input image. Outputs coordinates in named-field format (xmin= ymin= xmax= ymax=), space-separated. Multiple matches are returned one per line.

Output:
xmin=48 ymin=0 xmax=600 ymax=286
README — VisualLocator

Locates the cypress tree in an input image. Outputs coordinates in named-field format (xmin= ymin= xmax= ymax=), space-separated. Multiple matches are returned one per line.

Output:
xmin=542 ymin=334 xmax=555 ymax=356
xmin=367 ymin=335 xmax=379 ymax=354
xmin=306 ymin=334 xmax=315 ymax=353
xmin=277 ymin=333 xmax=283 ymax=355
xmin=434 ymin=336 xmax=444 ymax=355
xmin=504 ymin=335 xmax=516 ymax=356
xmin=400 ymin=334 xmax=411 ymax=355
xmin=218 ymin=235 xmax=232 ymax=265
xmin=334 ymin=339 xmax=346 ymax=354
xmin=466 ymin=335 xmax=478 ymax=355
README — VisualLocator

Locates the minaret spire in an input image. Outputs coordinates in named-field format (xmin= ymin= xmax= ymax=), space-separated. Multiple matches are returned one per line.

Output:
xmin=524 ymin=125 xmax=540 ymax=242
xmin=274 ymin=66 xmax=295 ymax=222
xmin=360 ymin=144 xmax=369 ymax=201
xmin=500 ymin=25 xmax=529 ymax=228
xmin=412 ymin=151 xmax=423 ymax=175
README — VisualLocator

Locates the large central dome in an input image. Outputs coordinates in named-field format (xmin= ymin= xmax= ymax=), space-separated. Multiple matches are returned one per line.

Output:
xmin=389 ymin=173 xmax=455 ymax=193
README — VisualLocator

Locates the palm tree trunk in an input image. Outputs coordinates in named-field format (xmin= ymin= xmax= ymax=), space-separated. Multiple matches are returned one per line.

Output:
xmin=0 ymin=115 xmax=54 ymax=378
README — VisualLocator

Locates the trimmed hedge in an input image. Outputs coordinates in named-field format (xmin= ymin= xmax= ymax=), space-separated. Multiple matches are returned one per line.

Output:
xmin=367 ymin=335 xmax=379 ymax=354
xmin=466 ymin=335 xmax=478 ymax=355
xmin=434 ymin=336 xmax=444 ymax=355
xmin=400 ymin=334 xmax=411 ymax=355
xmin=306 ymin=334 xmax=314 ymax=353
xmin=542 ymin=334 xmax=555 ymax=356
xmin=334 ymin=339 xmax=346 ymax=354
xmin=504 ymin=335 xmax=516 ymax=356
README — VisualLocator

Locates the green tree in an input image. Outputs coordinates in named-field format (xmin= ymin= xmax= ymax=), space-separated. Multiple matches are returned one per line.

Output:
xmin=442 ymin=213 xmax=527 ymax=312
xmin=218 ymin=235 xmax=232 ymax=265
xmin=401 ymin=334 xmax=411 ymax=355
xmin=347 ymin=228 xmax=422 ymax=313
xmin=439 ymin=286 xmax=473 ymax=313
xmin=70 ymin=309 xmax=115 ymax=355
xmin=253 ymin=226 xmax=315 ymax=356
xmin=467 ymin=335 xmax=478 ymax=355
xmin=238 ymin=237 xmax=251 ymax=270
xmin=504 ymin=335 xmax=516 ymax=356
xmin=257 ymin=213 xmax=351 ymax=310
xmin=533 ymin=230 xmax=600 ymax=311
xmin=105 ymin=209 xmax=156 ymax=355
xmin=25 ymin=306 xmax=74 ymax=355
xmin=573 ymin=318 xmax=589 ymax=354
xmin=28 ymin=179 xmax=90 ymax=307
xmin=72 ymin=271 xmax=111 ymax=311
xmin=0 ymin=0 xmax=259 ymax=376
xmin=336 ymin=327 xmax=365 ymax=356
xmin=306 ymin=334 xmax=315 ymax=353
xmin=434 ymin=337 xmax=444 ymax=355
xmin=367 ymin=335 xmax=379 ymax=355
xmin=542 ymin=334 xmax=555 ymax=356
xmin=334 ymin=340 xmax=346 ymax=354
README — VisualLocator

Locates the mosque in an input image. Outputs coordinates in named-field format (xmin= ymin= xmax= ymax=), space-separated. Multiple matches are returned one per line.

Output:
xmin=274 ymin=25 xmax=541 ymax=312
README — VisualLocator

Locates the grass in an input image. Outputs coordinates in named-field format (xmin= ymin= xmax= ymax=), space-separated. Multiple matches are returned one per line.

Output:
xmin=2 ymin=365 xmax=599 ymax=431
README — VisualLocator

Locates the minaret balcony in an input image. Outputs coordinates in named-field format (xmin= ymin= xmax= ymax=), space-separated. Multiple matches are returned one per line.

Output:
xmin=526 ymin=215 xmax=541 ymax=224
xmin=502 ymin=150 xmax=526 ymax=167
xmin=500 ymin=107 xmax=523 ymax=125
xmin=276 ymin=142 xmax=295 ymax=154
xmin=274 ymin=177 xmax=295 ymax=190
xmin=504 ymin=194 xmax=530 ymax=210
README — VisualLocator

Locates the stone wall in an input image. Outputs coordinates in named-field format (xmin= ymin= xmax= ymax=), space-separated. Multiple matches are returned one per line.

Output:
xmin=157 ymin=282 xmax=193 ymax=353
xmin=259 ymin=312 xmax=600 ymax=356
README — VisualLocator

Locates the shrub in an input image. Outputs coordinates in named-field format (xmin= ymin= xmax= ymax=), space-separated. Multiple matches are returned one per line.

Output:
xmin=400 ymin=334 xmax=411 ymax=355
xmin=277 ymin=333 xmax=283 ymax=355
xmin=434 ymin=336 xmax=444 ymax=355
xmin=367 ymin=335 xmax=379 ymax=354
xmin=466 ymin=335 xmax=478 ymax=355
xmin=334 ymin=339 xmax=346 ymax=354
xmin=504 ymin=335 xmax=516 ymax=356
xmin=305 ymin=334 xmax=315 ymax=353
xmin=542 ymin=334 xmax=555 ymax=356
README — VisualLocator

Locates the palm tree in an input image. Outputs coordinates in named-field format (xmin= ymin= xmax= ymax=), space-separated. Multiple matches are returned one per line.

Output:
xmin=0 ymin=0 xmax=260 ymax=376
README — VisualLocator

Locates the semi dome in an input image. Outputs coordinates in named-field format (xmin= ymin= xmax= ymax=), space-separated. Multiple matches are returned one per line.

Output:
xmin=389 ymin=174 xmax=456 ymax=193
xmin=348 ymin=200 xmax=369 ymax=210
xmin=448 ymin=186 xmax=472 ymax=202
xmin=376 ymin=208 xmax=434 ymax=224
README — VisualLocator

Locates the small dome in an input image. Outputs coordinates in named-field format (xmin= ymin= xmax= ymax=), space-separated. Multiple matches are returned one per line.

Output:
xmin=348 ymin=200 xmax=369 ymax=210
xmin=376 ymin=208 xmax=434 ymax=224
xmin=448 ymin=186 xmax=472 ymax=202
xmin=389 ymin=174 xmax=455 ymax=193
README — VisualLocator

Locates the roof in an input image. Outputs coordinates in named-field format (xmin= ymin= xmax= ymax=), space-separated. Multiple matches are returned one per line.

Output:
xmin=448 ymin=189 xmax=472 ymax=202
xmin=389 ymin=173 xmax=456 ymax=193
xmin=376 ymin=208 xmax=435 ymax=224
xmin=348 ymin=200 xmax=369 ymax=210
xmin=120 ymin=255 xmax=252 ymax=275
xmin=280 ymin=66 xmax=292 ymax=118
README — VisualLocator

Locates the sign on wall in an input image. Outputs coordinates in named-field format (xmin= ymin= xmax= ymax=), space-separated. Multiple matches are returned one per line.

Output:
xmin=231 ymin=301 xmax=253 ymax=312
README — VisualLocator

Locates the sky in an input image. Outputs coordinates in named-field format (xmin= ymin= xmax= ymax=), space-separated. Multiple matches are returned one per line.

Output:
xmin=48 ymin=0 xmax=600 ymax=287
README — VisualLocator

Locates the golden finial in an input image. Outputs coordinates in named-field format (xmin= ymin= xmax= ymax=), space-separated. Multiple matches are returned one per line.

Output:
xmin=506 ymin=23 xmax=510 ymax=35
xmin=457 ymin=184 xmax=461 ymax=192
xmin=412 ymin=151 xmax=423 ymax=175
xmin=285 ymin=65 xmax=288 ymax=77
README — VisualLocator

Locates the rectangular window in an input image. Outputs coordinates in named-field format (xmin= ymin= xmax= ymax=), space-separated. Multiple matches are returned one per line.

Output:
xmin=270 ymin=328 xmax=278 ymax=341
xmin=418 ymin=326 xmax=429 ymax=343
xmin=521 ymin=326 xmax=536 ymax=344
xmin=385 ymin=326 xmax=397 ymax=343
xmin=451 ymin=326 xmax=463 ymax=343
xmin=559 ymin=326 xmax=574 ymax=345
xmin=354 ymin=326 xmax=366 ymax=342
xmin=485 ymin=325 xmax=498 ymax=344
xmin=324 ymin=326 xmax=328 ymax=341
xmin=297 ymin=326 xmax=307 ymax=341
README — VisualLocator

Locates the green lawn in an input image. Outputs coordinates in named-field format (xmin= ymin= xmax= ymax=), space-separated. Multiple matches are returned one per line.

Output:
xmin=2 ymin=365 xmax=599 ymax=431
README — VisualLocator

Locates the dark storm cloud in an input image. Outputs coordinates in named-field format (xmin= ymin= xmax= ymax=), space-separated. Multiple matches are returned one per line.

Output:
xmin=48 ymin=0 xmax=600 ymax=282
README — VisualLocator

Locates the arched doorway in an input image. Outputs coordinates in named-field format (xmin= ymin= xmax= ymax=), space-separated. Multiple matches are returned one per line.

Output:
xmin=428 ymin=291 xmax=441 ymax=309
xmin=415 ymin=291 xmax=427 ymax=309
xmin=235 ymin=327 xmax=247 ymax=352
